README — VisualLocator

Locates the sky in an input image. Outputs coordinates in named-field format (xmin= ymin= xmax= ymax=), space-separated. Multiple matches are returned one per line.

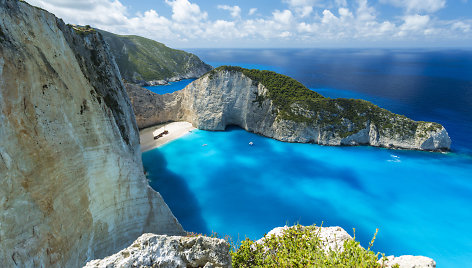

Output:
xmin=25 ymin=0 xmax=472 ymax=48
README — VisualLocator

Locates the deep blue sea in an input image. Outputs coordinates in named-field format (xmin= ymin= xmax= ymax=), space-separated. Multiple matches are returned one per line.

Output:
xmin=142 ymin=49 xmax=472 ymax=267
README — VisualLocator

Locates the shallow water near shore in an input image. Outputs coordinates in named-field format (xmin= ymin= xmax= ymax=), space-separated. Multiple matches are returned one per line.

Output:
xmin=143 ymin=49 xmax=472 ymax=267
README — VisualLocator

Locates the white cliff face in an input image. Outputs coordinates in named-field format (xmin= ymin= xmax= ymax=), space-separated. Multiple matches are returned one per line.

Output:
xmin=0 ymin=1 xmax=184 ymax=267
xmin=84 ymin=233 xmax=232 ymax=268
xmin=127 ymin=69 xmax=451 ymax=151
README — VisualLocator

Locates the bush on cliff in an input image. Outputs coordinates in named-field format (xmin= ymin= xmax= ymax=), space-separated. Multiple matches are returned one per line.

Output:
xmin=231 ymin=224 xmax=397 ymax=268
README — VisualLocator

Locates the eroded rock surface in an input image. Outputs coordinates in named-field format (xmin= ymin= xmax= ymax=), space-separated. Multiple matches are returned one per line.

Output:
xmin=84 ymin=233 xmax=232 ymax=268
xmin=0 ymin=1 xmax=184 ymax=267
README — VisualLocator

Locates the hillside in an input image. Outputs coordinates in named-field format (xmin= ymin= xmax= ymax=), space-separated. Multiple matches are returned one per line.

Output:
xmin=97 ymin=29 xmax=212 ymax=84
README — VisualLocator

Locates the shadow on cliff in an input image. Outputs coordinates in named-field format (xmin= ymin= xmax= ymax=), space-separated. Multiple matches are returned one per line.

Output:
xmin=142 ymin=149 xmax=210 ymax=235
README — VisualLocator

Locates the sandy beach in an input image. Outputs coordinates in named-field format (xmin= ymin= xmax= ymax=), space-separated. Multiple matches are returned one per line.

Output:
xmin=139 ymin=122 xmax=196 ymax=152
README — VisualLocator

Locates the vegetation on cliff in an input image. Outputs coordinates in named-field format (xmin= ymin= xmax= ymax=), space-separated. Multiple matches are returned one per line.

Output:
xmin=231 ymin=224 xmax=397 ymax=268
xmin=208 ymin=66 xmax=443 ymax=141
xmin=97 ymin=29 xmax=212 ymax=82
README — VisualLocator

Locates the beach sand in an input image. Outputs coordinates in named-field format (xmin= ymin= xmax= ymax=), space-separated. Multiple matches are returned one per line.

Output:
xmin=139 ymin=122 xmax=196 ymax=152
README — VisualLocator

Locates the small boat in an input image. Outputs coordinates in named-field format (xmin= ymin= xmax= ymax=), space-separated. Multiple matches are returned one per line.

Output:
xmin=249 ymin=142 xmax=254 ymax=146
xmin=202 ymin=144 xmax=208 ymax=147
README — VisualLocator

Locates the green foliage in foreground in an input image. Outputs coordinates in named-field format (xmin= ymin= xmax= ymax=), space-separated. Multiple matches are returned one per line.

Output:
xmin=231 ymin=224 xmax=398 ymax=268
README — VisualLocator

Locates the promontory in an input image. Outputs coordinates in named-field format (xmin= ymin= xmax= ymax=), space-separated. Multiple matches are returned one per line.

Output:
xmin=127 ymin=66 xmax=451 ymax=151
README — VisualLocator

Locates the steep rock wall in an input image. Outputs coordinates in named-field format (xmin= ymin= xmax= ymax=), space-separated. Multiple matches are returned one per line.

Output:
xmin=127 ymin=69 xmax=450 ymax=151
xmin=0 ymin=1 xmax=184 ymax=267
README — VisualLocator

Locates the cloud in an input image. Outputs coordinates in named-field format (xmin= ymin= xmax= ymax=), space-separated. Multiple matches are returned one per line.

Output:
xmin=24 ymin=0 xmax=472 ymax=47
xmin=397 ymin=14 xmax=431 ymax=36
xmin=26 ymin=0 xmax=128 ymax=26
xmin=283 ymin=0 xmax=317 ymax=17
xmin=165 ymin=0 xmax=207 ymax=23
xmin=217 ymin=5 xmax=241 ymax=18
xmin=356 ymin=0 xmax=376 ymax=21
xmin=381 ymin=0 xmax=446 ymax=13
xmin=452 ymin=21 xmax=471 ymax=33
xmin=273 ymin=10 xmax=294 ymax=25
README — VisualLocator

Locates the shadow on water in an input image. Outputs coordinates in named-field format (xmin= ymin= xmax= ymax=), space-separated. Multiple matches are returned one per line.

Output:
xmin=142 ymin=149 xmax=210 ymax=235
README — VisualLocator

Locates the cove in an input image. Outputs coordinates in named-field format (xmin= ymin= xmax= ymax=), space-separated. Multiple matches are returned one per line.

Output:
xmin=143 ymin=49 xmax=472 ymax=267
xmin=143 ymin=127 xmax=472 ymax=267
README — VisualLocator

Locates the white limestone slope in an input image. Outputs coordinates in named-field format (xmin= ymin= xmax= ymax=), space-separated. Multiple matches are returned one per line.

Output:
xmin=126 ymin=69 xmax=451 ymax=151
xmin=0 ymin=0 xmax=184 ymax=267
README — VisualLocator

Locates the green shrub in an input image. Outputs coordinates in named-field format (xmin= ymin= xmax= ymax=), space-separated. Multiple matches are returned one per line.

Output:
xmin=231 ymin=224 xmax=392 ymax=268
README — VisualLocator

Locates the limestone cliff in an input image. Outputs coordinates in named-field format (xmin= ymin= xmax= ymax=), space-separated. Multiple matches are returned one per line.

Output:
xmin=126 ymin=66 xmax=451 ymax=151
xmin=0 ymin=0 xmax=184 ymax=267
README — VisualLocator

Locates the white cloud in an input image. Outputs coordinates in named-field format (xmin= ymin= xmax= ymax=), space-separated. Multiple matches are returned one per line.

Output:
xmin=452 ymin=21 xmax=471 ymax=33
xmin=273 ymin=10 xmax=294 ymax=25
xmin=24 ymin=0 xmax=472 ymax=47
xmin=283 ymin=0 xmax=317 ymax=17
xmin=321 ymin=9 xmax=338 ymax=24
xmin=165 ymin=0 xmax=207 ymax=23
xmin=356 ymin=0 xmax=376 ymax=21
xmin=217 ymin=5 xmax=241 ymax=18
xmin=401 ymin=14 xmax=431 ymax=31
xmin=382 ymin=0 xmax=446 ymax=13
xmin=26 ymin=0 xmax=128 ymax=26
xmin=397 ymin=14 xmax=431 ymax=36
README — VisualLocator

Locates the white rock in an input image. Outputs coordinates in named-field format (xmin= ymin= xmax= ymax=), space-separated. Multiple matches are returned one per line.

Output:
xmin=84 ymin=233 xmax=232 ymax=268
xmin=382 ymin=255 xmax=436 ymax=268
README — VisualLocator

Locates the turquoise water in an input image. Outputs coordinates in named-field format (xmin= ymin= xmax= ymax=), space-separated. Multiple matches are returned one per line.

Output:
xmin=143 ymin=49 xmax=472 ymax=267
xmin=143 ymin=128 xmax=472 ymax=267
xmin=144 ymin=79 xmax=195 ymax=95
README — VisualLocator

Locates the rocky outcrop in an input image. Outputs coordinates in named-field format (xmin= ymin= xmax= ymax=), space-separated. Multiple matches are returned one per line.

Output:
xmin=85 ymin=233 xmax=232 ymax=268
xmin=260 ymin=226 xmax=436 ymax=268
xmin=126 ymin=83 xmax=182 ymax=129
xmin=126 ymin=67 xmax=451 ymax=151
xmin=0 ymin=1 xmax=184 ymax=267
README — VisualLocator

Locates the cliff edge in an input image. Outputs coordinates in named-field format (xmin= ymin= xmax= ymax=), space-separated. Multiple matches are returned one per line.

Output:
xmin=127 ymin=66 xmax=451 ymax=151
xmin=0 ymin=0 xmax=184 ymax=267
